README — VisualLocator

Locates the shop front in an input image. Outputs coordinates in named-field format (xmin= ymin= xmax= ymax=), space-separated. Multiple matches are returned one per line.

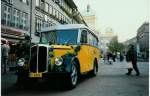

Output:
xmin=1 ymin=27 xmax=27 ymax=70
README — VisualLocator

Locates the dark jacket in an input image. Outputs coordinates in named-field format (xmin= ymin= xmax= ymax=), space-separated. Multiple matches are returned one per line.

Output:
xmin=126 ymin=48 xmax=137 ymax=62
xmin=16 ymin=41 xmax=30 ymax=60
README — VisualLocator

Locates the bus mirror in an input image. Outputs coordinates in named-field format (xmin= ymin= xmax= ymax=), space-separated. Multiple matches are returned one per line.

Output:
xmin=75 ymin=45 xmax=81 ymax=52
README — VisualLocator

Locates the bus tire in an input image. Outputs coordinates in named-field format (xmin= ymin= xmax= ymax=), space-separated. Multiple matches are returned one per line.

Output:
xmin=90 ymin=60 xmax=98 ymax=77
xmin=67 ymin=61 xmax=78 ymax=89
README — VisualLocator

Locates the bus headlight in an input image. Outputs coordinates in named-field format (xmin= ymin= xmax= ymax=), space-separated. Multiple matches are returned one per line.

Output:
xmin=55 ymin=57 xmax=63 ymax=66
xmin=17 ymin=58 xmax=25 ymax=67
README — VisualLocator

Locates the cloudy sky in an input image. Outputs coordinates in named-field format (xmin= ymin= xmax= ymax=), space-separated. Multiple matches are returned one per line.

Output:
xmin=73 ymin=0 xmax=149 ymax=42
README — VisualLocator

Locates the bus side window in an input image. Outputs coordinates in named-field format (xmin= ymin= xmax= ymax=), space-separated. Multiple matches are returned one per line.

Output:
xmin=80 ymin=30 xmax=87 ymax=44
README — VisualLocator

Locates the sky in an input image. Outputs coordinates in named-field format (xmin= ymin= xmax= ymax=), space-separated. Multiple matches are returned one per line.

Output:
xmin=73 ymin=0 xmax=149 ymax=42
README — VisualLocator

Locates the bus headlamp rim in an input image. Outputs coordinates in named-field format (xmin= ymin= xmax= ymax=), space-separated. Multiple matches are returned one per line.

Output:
xmin=17 ymin=58 xmax=25 ymax=67
xmin=55 ymin=57 xmax=63 ymax=66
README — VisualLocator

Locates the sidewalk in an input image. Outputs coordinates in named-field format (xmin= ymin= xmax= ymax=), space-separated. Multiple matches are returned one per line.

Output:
xmin=99 ymin=58 xmax=149 ymax=77
xmin=1 ymin=71 xmax=17 ymax=93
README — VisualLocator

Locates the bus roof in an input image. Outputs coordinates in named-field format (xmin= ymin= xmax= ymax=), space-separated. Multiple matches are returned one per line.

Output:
xmin=41 ymin=24 xmax=90 ymax=32
xmin=41 ymin=24 xmax=99 ymax=41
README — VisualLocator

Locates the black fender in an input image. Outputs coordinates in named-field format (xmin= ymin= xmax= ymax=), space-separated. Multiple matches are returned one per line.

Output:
xmin=16 ymin=66 xmax=29 ymax=78
xmin=62 ymin=54 xmax=80 ymax=73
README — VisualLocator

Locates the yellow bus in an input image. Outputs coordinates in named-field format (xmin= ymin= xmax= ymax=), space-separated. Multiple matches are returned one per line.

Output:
xmin=16 ymin=24 xmax=100 ymax=89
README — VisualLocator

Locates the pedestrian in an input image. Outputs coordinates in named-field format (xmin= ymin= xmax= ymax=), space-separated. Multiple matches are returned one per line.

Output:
xmin=107 ymin=52 xmax=113 ymax=64
xmin=126 ymin=44 xmax=140 ymax=76
xmin=103 ymin=52 xmax=107 ymax=64
xmin=22 ymin=35 xmax=31 ymax=61
xmin=106 ymin=51 xmax=110 ymax=64
xmin=16 ymin=35 xmax=31 ymax=61
xmin=1 ymin=39 xmax=10 ymax=74
xmin=112 ymin=53 xmax=116 ymax=62
xmin=120 ymin=53 xmax=124 ymax=62
xmin=16 ymin=40 xmax=23 ymax=59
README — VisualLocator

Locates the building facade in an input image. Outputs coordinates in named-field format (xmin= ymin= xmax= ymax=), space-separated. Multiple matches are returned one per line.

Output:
xmin=99 ymin=29 xmax=116 ymax=54
xmin=1 ymin=0 xmax=30 ymax=43
xmin=137 ymin=22 xmax=149 ymax=60
xmin=123 ymin=36 xmax=137 ymax=54
xmin=1 ymin=0 xmax=86 ymax=43
xmin=82 ymin=4 xmax=99 ymax=36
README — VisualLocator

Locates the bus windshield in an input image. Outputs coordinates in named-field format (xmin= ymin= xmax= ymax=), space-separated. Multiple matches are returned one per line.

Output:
xmin=40 ymin=29 xmax=78 ymax=45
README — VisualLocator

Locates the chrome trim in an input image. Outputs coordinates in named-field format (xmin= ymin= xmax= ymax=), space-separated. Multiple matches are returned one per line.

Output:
xmin=29 ymin=45 xmax=37 ymax=73
xmin=43 ymin=47 xmax=48 ymax=73
xmin=77 ymin=29 xmax=81 ymax=44
xmin=37 ymin=45 xmax=39 ymax=73
xmin=46 ymin=47 xmax=48 ymax=72
xmin=29 ymin=45 xmax=48 ymax=73
xmin=39 ymin=45 xmax=48 ymax=73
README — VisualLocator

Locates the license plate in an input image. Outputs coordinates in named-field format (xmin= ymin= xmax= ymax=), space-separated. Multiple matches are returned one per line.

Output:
xmin=29 ymin=73 xmax=42 ymax=77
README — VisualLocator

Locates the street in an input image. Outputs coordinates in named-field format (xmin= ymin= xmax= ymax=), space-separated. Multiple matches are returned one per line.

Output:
xmin=1 ymin=60 xmax=149 ymax=96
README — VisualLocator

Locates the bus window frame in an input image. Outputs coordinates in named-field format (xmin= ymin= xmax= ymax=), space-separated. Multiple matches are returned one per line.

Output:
xmin=79 ymin=28 xmax=99 ymax=48
xmin=79 ymin=29 xmax=88 ymax=44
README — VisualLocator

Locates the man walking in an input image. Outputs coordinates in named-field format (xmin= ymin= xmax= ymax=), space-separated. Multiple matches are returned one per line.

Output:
xmin=1 ymin=40 xmax=10 ymax=74
xmin=16 ymin=35 xmax=30 ymax=62
xmin=126 ymin=44 xmax=140 ymax=76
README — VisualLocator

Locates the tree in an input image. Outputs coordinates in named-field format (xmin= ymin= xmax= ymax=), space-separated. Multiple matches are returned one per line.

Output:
xmin=107 ymin=37 xmax=124 ymax=53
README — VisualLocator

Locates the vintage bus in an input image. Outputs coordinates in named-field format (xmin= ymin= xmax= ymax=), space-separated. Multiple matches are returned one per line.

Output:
xmin=17 ymin=24 xmax=100 ymax=89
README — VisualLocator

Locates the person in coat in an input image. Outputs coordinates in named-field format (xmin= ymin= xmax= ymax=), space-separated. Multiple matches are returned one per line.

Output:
xmin=1 ymin=40 xmax=10 ymax=74
xmin=126 ymin=44 xmax=140 ymax=76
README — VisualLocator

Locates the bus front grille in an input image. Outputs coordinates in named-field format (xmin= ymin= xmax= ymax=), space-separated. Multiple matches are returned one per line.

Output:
xmin=29 ymin=46 xmax=47 ymax=72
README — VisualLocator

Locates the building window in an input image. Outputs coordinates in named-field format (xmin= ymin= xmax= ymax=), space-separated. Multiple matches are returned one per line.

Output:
xmin=19 ymin=12 xmax=28 ymax=30
xmin=41 ymin=0 xmax=45 ymax=10
xmin=59 ymin=13 xmax=62 ymax=21
xmin=59 ymin=0 xmax=62 ymax=5
xmin=20 ymin=0 xmax=29 ymax=5
xmin=49 ymin=5 xmax=53 ymax=14
xmin=24 ymin=13 xmax=28 ymax=30
xmin=19 ymin=12 xmax=23 ymax=29
xmin=23 ymin=13 xmax=26 ymax=29
xmin=53 ymin=0 xmax=60 ymax=4
xmin=36 ymin=0 xmax=40 ymax=6
xmin=57 ymin=11 xmax=60 ymax=19
xmin=42 ymin=20 xmax=45 ymax=28
xmin=45 ymin=21 xmax=49 ymax=27
xmin=16 ymin=10 xmax=20 ymax=28
xmin=2 ymin=5 xmax=11 ymax=26
xmin=55 ymin=9 xmax=57 ymax=17
xmin=62 ymin=16 xmax=65 ymax=23
xmin=56 ymin=10 xmax=58 ymax=19
xmin=12 ymin=9 xmax=18 ymax=27
xmin=45 ymin=3 xmax=49 ymax=12
xmin=3 ymin=0 xmax=13 ymax=4
xmin=35 ymin=16 xmax=45 ymax=32
xmin=7 ymin=6 xmax=11 ymax=26
xmin=1 ymin=5 xmax=5 ymax=25
xmin=22 ymin=0 xmax=27 ymax=3
xmin=61 ymin=0 xmax=64 ymax=7
xmin=53 ymin=8 xmax=56 ymax=16
xmin=35 ymin=16 xmax=41 ymax=32
xmin=80 ymin=30 xmax=87 ymax=43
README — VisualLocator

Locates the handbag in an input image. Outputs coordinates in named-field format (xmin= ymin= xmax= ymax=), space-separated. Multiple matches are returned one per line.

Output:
xmin=127 ymin=62 xmax=133 ymax=69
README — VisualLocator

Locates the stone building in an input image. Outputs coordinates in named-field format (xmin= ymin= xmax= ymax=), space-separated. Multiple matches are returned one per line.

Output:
xmin=1 ymin=0 xmax=87 ymax=43
xmin=137 ymin=22 xmax=149 ymax=60
xmin=82 ymin=4 xmax=99 ymax=37
xmin=1 ymin=0 xmax=30 ymax=43
xmin=123 ymin=36 xmax=137 ymax=54
xmin=99 ymin=28 xmax=116 ymax=54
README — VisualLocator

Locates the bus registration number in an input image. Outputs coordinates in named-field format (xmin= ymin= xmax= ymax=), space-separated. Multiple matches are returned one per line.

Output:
xmin=29 ymin=73 xmax=42 ymax=77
